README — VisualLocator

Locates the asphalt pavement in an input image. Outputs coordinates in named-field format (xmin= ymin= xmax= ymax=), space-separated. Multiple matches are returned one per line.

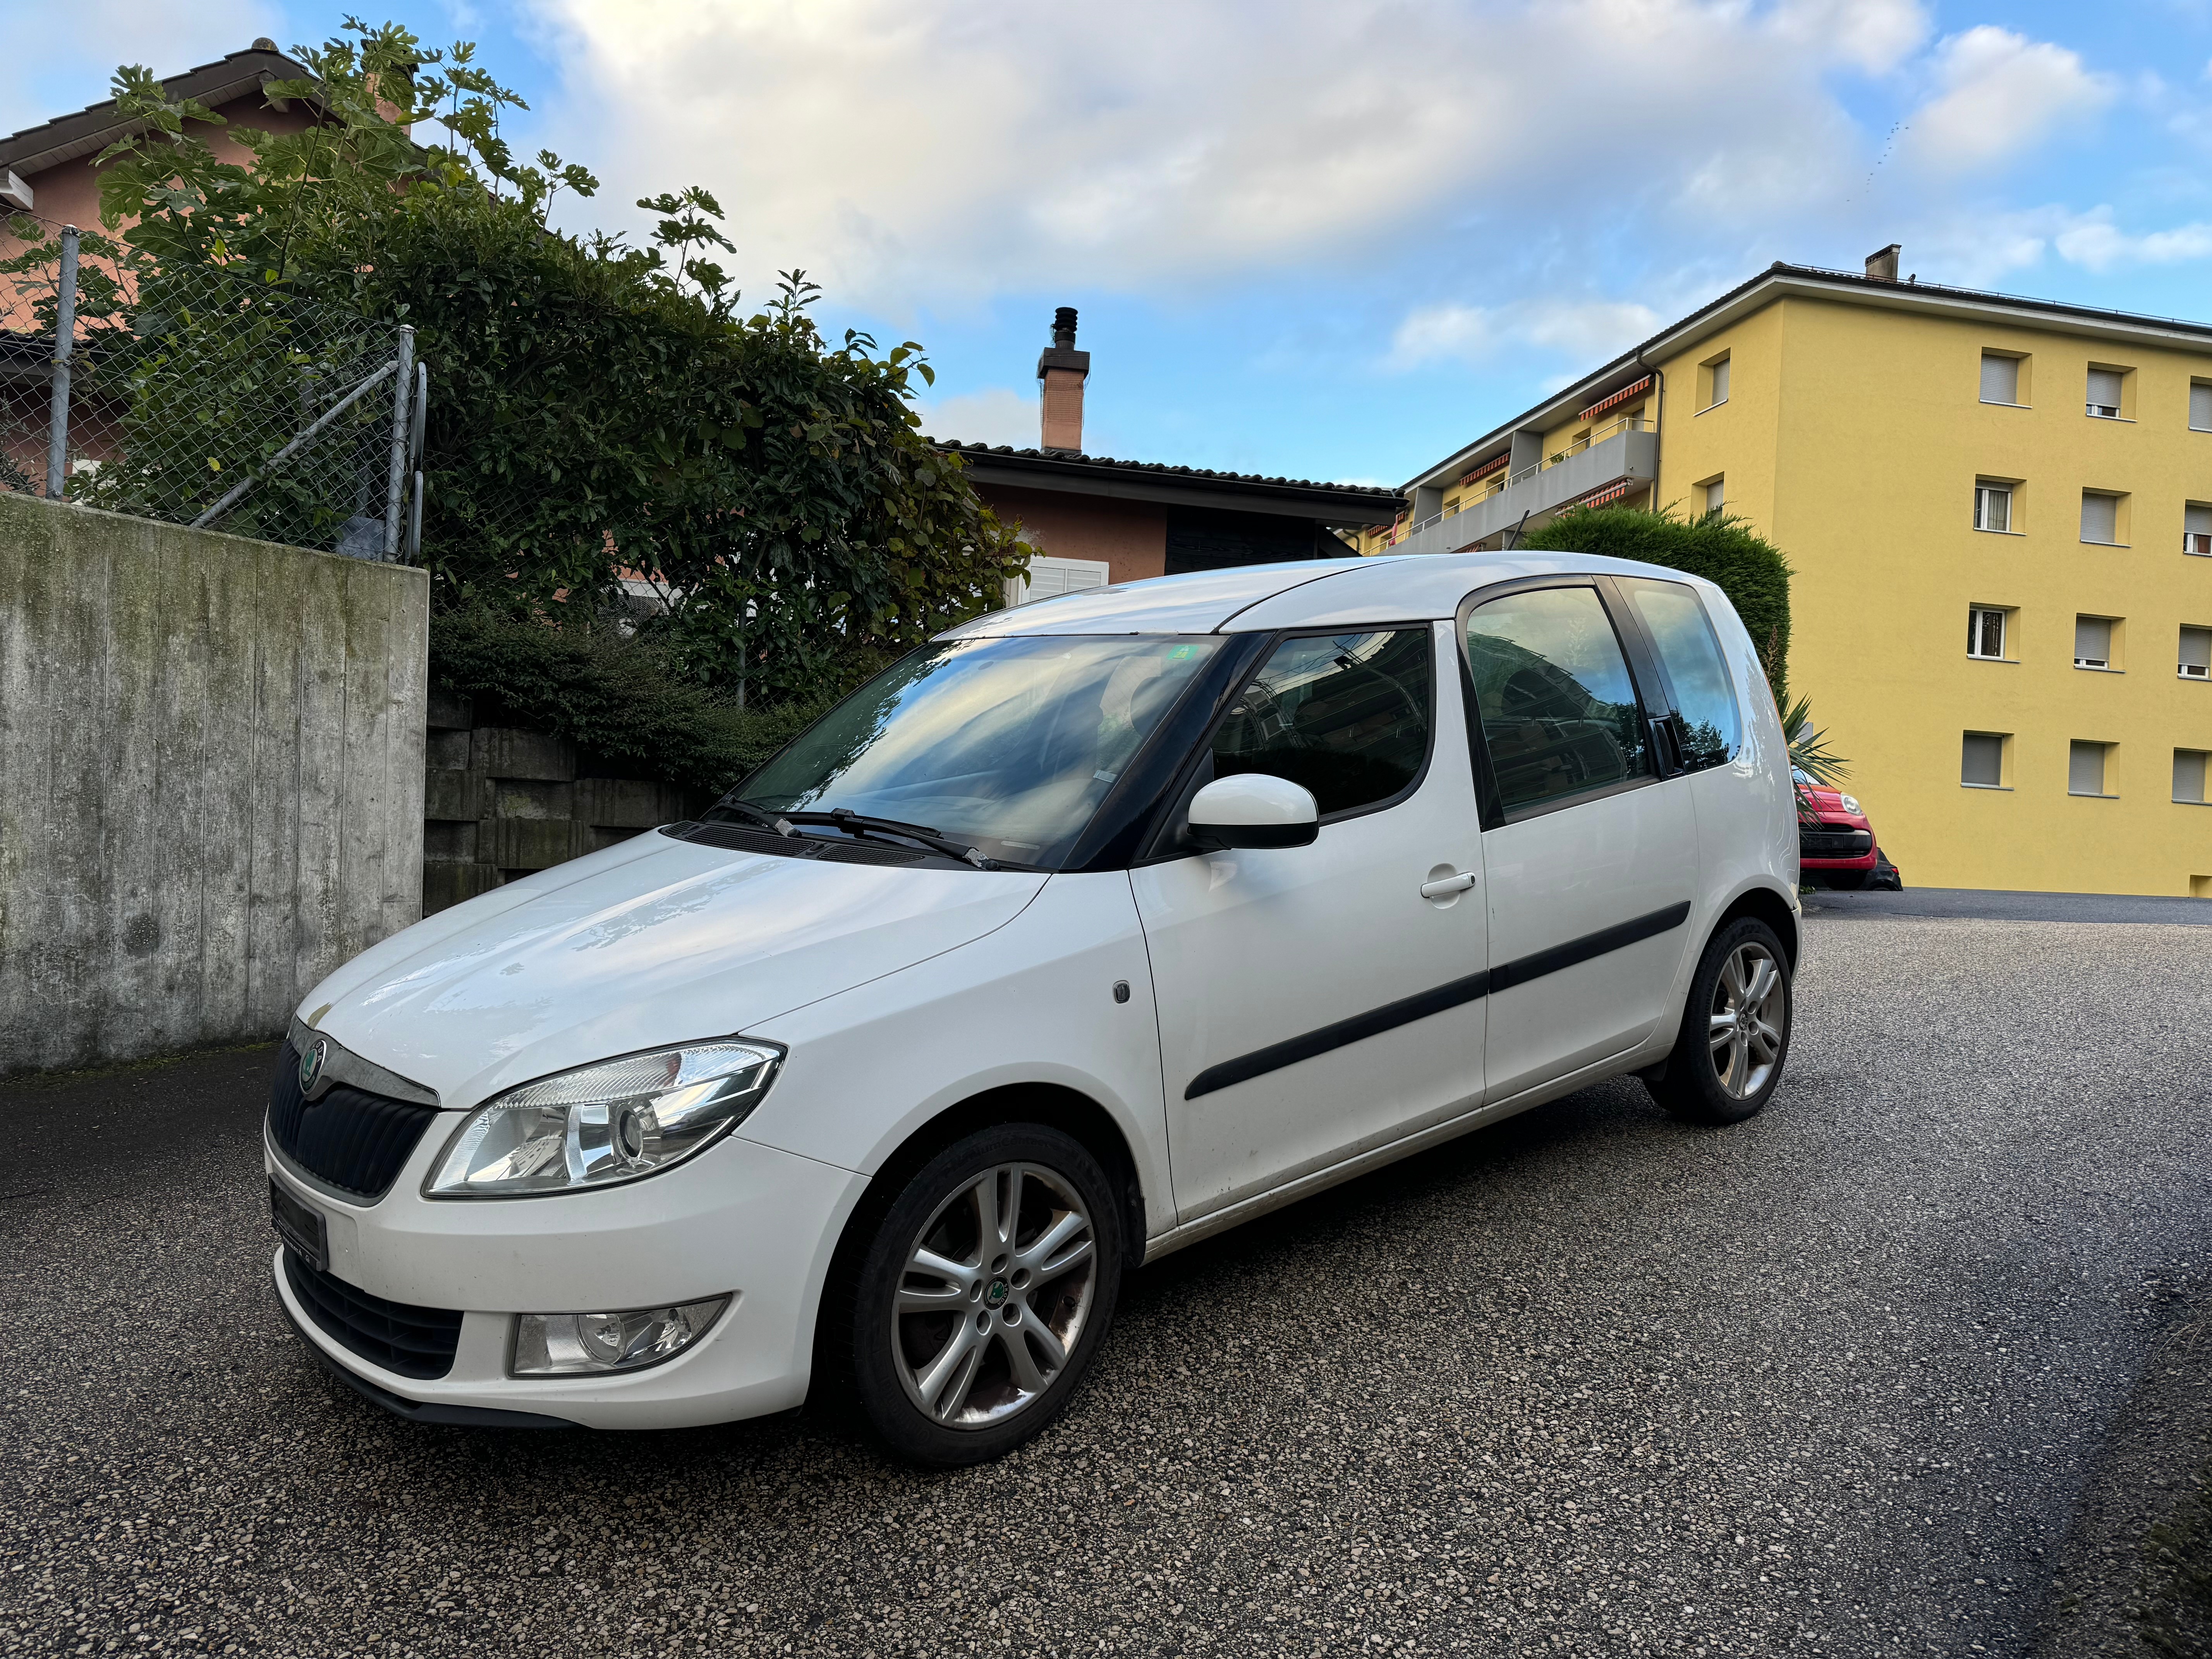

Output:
xmin=3 ymin=910 xmax=2209 ymax=1657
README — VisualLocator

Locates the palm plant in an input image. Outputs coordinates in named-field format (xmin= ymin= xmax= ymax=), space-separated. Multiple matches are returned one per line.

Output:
xmin=1780 ymin=693 xmax=1849 ymax=817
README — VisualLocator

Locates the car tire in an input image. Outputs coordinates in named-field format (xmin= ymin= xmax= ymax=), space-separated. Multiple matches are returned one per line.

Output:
xmin=838 ymin=1123 xmax=1123 ymax=1467
xmin=1644 ymin=916 xmax=1793 ymax=1126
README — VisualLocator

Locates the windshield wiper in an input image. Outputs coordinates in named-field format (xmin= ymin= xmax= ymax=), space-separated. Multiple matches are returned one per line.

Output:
xmin=783 ymin=808 xmax=1003 ymax=870
xmin=715 ymin=799 xmax=798 ymax=838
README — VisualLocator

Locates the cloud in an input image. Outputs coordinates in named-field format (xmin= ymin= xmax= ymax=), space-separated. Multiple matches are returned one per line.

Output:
xmin=1390 ymin=299 xmax=1661 ymax=370
xmin=2052 ymin=209 xmax=2212 ymax=272
xmin=528 ymin=0 xmax=1937 ymax=308
xmin=915 ymin=386 xmax=1039 ymax=448
xmin=1897 ymin=27 xmax=2115 ymax=174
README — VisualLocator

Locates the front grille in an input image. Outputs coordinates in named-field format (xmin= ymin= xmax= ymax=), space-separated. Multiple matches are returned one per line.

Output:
xmin=662 ymin=819 xmax=926 ymax=866
xmin=1799 ymin=827 xmax=1874 ymax=857
xmin=267 ymin=1043 xmax=440 ymax=1201
xmin=283 ymin=1249 xmax=462 ymax=1380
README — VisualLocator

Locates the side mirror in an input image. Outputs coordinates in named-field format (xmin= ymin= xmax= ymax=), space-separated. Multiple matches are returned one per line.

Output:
xmin=1186 ymin=773 xmax=1319 ymax=850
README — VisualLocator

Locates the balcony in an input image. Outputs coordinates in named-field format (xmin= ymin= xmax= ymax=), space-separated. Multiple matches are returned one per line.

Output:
xmin=1395 ymin=420 xmax=1660 ymax=557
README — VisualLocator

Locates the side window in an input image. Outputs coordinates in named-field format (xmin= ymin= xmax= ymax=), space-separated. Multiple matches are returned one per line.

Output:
xmin=1211 ymin=629 xmax=1432 ymax=817
xmin=1463 ymin=586 xmax=1650 ymax=816
xmin=1616 ymin=577 xmax=1741 ymax=770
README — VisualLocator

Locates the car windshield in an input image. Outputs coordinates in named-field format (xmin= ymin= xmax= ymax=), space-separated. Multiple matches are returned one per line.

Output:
xmin=733 ymin=634 xmax=1224 ymax=868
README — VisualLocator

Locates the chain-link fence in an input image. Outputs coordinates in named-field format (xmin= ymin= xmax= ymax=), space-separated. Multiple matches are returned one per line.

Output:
xmin=1 ymin=213 xmax=424 ymax=560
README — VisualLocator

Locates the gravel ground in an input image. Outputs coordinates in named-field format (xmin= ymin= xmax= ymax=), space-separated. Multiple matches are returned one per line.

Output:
xmin=3 ymin=913 xmax=2209 ymax=1657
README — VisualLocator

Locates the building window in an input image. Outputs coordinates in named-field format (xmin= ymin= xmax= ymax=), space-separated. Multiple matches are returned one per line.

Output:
xmin=2073 ymin=615 xmax=2115 ymax=670
xmin=2080 ymin=491 xmax=2123 ymax=545
xmin=2186 ymin=504 xmax=2212 ymax=556
xmin=2192 ymin=381 xmax=2212 ymax=433
xmin=2180 ymin=625 xmax=2211 ymax=680
xmin=2176 ymin=750 xmax=2209 ymax=804
xmin=1968 ymin=606 xmax=2009 ymax=659
xmin=1961 ymin=732 xmax=2007 ymax=788
xmin=2085 ymin=366 xmax=2127 ymax=419
xmin=2068 ymin=740 xmax=2112 ymax=797
xmin=1980 ymin=352 xmax=2022 ymax=405
xmin=1700 ymin=354 xmax=1730 ymax=410
xmin=1974 ymin=483 xmax=2013 ymax=533
xmin=1700 ymin=476 xmax=1725 ymax=517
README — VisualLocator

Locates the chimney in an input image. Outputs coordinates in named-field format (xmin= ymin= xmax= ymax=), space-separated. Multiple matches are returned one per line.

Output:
xmin=1036 ymin=306 xmax=1091 ymax=454
xmin=1865 ymin=243 xmax=1901 ymax=282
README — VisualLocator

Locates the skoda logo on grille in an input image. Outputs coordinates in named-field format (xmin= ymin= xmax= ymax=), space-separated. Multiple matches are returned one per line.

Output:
xmin=299 ymin=1037 xmax=330 ymax=1096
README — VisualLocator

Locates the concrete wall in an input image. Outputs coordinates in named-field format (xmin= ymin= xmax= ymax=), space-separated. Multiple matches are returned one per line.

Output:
xmin=0 ymin=493 xmax=428 ymax=1075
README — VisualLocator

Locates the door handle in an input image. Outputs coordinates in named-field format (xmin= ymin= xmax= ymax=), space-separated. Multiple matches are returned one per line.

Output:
xmin=1420 ymin=871 xmax=1479 ymax=900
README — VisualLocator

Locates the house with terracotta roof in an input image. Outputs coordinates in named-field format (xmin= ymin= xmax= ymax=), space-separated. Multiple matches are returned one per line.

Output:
xmin=937 ymin=309 xmax=1398 ymax=601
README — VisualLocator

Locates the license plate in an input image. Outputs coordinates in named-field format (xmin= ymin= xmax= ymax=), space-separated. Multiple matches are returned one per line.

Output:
xmin=270 ymin=1178 xmax=329 ymax=1273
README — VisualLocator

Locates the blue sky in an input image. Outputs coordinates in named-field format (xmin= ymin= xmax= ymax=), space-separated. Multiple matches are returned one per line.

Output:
xmin=11 ymin=1 xmax=2212 ymax=489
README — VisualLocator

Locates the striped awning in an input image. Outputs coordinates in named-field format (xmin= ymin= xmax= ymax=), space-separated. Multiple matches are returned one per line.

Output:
xmin=1458 ymin=452 xmax=1509 ymax=486
xmin=1566 ymin=478 xmax=1639 ymax=512
xmin=1578 ymin=375 xmax=1652 ymax=422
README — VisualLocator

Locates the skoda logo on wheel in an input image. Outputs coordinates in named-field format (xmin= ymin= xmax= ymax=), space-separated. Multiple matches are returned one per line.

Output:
xmin=298 ymin=1037 xmax=329 ymax=1096
xmin=984 ymin=1278 xmax=1010 ymax=1309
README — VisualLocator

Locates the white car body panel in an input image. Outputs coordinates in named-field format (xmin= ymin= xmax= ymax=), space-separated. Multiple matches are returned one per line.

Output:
xmin=1133 ymin=624 xmax=1487 ymax=1222
xmin=263 ymin=549 xmax=1799 ymax=1431
xmin=296 ymin=836 xmax=1047 ymax=1112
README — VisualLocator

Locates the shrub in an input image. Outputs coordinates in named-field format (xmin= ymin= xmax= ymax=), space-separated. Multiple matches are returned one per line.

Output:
xmin=429 ymin=604 xmax=892 ymax=796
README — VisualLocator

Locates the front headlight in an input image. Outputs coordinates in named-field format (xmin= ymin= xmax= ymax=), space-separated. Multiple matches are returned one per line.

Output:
xmin=424 ymin=1040 xmax=783 ymax=1198
xmin=1839 ymin=793 xmax=1863 ymax=816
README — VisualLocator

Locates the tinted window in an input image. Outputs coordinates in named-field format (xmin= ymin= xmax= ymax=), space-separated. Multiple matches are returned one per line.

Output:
xmin=1617 ymin=577 xmax=1740 ymax=769
xmin=1463 ymin=586 xmax=1649 ymax=816
xmin=739 ymin=634 xmax=1221 ymax=867
xmin=1211 ymin=629 xmax=1432 ymax=817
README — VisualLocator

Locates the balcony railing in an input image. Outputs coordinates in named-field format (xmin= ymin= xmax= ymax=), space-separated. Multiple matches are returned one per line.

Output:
xmin=1403 ymin=417 xmax=1658 ymax=538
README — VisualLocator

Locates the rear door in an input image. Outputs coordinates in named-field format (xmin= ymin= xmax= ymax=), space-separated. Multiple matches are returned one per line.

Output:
xmin=1463 ymin=580 xmax=1700 ymax=1101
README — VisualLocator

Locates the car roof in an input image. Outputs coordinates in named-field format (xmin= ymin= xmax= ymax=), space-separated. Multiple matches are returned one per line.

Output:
xmin=938 ymin=550 xmax=1719 ymax=638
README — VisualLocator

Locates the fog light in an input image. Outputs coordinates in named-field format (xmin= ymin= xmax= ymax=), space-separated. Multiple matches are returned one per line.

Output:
xmin=512 ymin=1297 xmax=730 ymax=1376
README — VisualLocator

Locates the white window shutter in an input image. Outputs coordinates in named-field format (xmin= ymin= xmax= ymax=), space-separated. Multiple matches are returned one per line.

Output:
xmin=2086 ymin=368 xmax=2122 ymax=410
xmin=2193 ymin=384 xmax=2212 ymax=431
xmin=2180 ymin=627 xmax=2212 ymax=672
xmin=1961 ymin=734 xmax=2003 ymax=787
xmin=2176 ymin=750 xmax=2209 ymax=804
xmin=2188 ymin=505 xmax=2212 ymax=537
xmin=1980 ymin=355 xmax=2018 ymax=404
xmin=2068 ymin=740 xmax=2106 ymax=796
xmin=2074 ymin=617 xmax=2110 ymax=663
xmin=2080 ymin=493 xmax=2118 ymax=543
xmin=1710 ymin=359 xmax=1730 ymax=404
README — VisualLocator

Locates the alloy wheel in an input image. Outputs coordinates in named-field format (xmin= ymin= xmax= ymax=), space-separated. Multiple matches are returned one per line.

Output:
xmin=1707 ymin=941 xmax=1785 ymax=1098
xmin=891 ymin=1162 xmax=1098 ymax=1429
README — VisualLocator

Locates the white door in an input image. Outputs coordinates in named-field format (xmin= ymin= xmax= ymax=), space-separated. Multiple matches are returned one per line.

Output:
xmin=1462 ymin=583 xmax=1700 ymax=1101
xmin=1132 ymin=623 xmax=1487 ymax=1223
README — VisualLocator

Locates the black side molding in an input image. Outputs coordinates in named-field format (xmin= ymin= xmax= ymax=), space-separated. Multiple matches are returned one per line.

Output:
xmin=1183 ymin=900 xmax=1692 ymax=1101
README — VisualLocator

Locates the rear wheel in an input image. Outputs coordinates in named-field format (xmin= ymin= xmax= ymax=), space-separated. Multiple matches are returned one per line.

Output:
xmin=842 ymin=1123 xmax=1122 ymax=1466
xmin=1644 ymin=917 xmax=1792 ymax=1125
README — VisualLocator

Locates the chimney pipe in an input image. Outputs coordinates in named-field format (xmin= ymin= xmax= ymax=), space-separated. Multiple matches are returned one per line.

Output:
xmin=1865 ymin=243 xmax=1901 ymax=282
xmin=1037 ymin=306 xmax=1091 ymax=454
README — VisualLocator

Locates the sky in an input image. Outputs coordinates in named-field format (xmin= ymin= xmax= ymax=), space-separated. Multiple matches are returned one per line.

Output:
xmin=9 ymin=1 xmax=2212 ymax=489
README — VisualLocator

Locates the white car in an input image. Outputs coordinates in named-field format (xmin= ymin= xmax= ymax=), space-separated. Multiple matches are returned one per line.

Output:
xmin=267 ymin=551 xmax=1798 ymax=1464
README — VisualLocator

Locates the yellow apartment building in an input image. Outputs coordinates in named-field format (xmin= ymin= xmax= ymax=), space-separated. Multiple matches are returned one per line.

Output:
xmin=1365 ymin=247 xmax=2212 ymax=896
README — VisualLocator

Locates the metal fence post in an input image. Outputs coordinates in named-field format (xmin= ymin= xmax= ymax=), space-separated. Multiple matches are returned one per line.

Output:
xmin=382 ymin=324 xmax=415 ymax=560
xmin=44 ymin=224 xmax=79 ymax=500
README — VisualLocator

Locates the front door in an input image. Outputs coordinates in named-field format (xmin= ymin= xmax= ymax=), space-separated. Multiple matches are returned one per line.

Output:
xmin=1462 ymin=582 xmax=1700 ymax=1102
xmin=1132 ymin=623 xmax=1488 ymax=1224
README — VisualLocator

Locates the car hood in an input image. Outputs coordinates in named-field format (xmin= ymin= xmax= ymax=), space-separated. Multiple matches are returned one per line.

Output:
xmin=1798 ymin=788 xmax=1870 ymax=826
xmin=300 ymin=833 xmax=1049 ymax=1110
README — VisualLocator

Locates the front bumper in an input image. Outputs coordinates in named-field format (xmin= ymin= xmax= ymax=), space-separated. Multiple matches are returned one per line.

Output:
xmin=267 ymin=1129 xmax=868 ymax=1431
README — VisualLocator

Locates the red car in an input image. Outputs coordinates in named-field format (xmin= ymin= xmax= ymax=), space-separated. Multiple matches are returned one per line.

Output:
xmin=1794 ymin=770 xmax=1898 ymax=890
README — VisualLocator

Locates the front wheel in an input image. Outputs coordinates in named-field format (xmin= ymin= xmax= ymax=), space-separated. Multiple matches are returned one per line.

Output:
xmin=1644 ymin=916 xmax=1793 ymax=1125
xmin=842 ymin=1124 xmax=1123 ymax=1466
